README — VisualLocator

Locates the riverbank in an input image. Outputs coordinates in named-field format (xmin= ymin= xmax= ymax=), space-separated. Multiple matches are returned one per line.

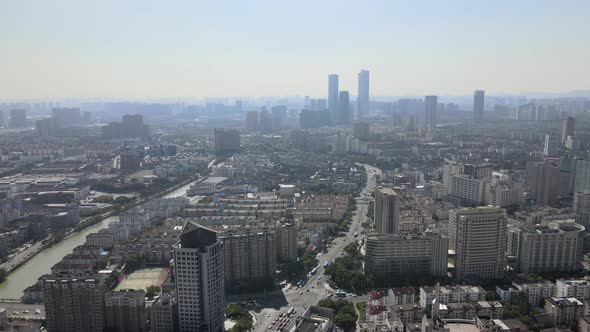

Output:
xmin=0 ymin=170 xmax=205 ymax=299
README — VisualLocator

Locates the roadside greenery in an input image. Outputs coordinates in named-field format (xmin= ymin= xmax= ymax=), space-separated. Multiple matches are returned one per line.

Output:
xmin=324 ymin=241 xmax=374 ymax=292
xmin=225 ymin=304 xmax=253 ymax=332
xmin=356 ymin=302 xmax=367 ymax=321
xmin=317 ymin=299 xmax=358 ymax=332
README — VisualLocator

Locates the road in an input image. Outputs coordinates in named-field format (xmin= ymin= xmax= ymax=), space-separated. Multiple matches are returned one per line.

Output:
xmin=252 ymin=164 xmax=382 ymax=331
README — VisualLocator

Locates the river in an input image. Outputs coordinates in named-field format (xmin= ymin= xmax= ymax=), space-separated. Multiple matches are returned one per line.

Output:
xmin=0 ymin=216 xmax=118 ymax=299
xmin=0 ymin=178 xmax=196 ymax=299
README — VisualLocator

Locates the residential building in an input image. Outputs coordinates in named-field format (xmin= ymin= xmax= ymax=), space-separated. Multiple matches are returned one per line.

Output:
xmin=150 ymin=293 xmax=177 ymax=332
xmin=473 ymin=90 xmax=485 ymax=121
xmin=449 ymin=207 xmax=507 ymax=281
xmin=9 ymin=109 xmax=27 ymax=128
xmin=545 ymin=297 xmax=584 ymax=327
xmin=513 ymin=219 xmax=584 ymax=274
xmin=374 ymin=186 xmax=400 ymax=235
xmin=526 ymin=160 xmax=560 ymax=207
xmin=387 ymin=287 xmax=416 ymax=306
xmin=424 ymin=95 xmax=438 ymax=131
xmin=214 ymin=128 xmax=240 ymax=155
xmin=556 ymin=278 xmax=590 ymax=300
xmin=35 ymin=117 xmax=59 ymax=137
xmin=245 ymin=111 xmax=259 ymax=132
xmin=512 ymin=281 xmax=556 ymax=307
xmin=419 ymin=284 xmax=486 ymax=308
xmin=543 ymin=133 xmax=561 ymax=157
xmin=496 ymin=285 xmax=523 ymax=305
xmin=105 ymin=289 xmax=146 ymax=332
xmin=338 ymin=91 xmax=351 ymax=124
xmin=174 ymin=222 xmax=225 ymax=332
xmin=43 ymin=272 xmax=107 ymax=332
xmin=220 ymin=225 xmax=276 ymax=286
xmin=562 ymin=117 xmax=575 ymax=144
xmin=575 ymin=159 xmax=590 ymax=194
xmin=276 ymin=222 xmax=297 ymax=261
xmin=450 ymin=174 xmax=487 ymax=207
xmin=575 ymin=190 xmax=590 ymax=228
xmin=354 ymin=121 xmax=370 ymax=140
xmin=365 ymin=233 xmax=448 ymax=285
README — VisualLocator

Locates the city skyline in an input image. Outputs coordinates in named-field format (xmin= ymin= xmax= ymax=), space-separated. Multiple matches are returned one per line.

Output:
xmin=2 ymin=0 xmax=590 ymax=99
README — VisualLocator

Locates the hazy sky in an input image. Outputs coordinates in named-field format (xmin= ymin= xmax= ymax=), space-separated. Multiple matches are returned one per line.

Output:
xmin=1 ymin=0 xmax=589 ymax=100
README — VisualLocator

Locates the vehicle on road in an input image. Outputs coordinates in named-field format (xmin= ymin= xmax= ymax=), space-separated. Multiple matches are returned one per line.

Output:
xmin=323 ymin=261 xmax=329 ymax=268
xmin=288 ymin=307 xmax=295 ymax=315
xmin=334 ymin=290 xmax=346 ymax=297
xmin=299 ymin=292 xmax=303 ymax=295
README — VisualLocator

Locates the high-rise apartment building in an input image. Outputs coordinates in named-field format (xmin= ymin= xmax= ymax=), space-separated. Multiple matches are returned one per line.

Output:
xmin=220 ymin=225 xmax=276 ymax=287
xmin=574 ymin=159 xmax=590 ymax=194
xmin=449 ymin=174 xmax=487 ymax=207
xmin=512 ymin=219 xmax=584 ymax=274
xmin=543 ymin=133 xmax=561 ymax=157
xmin=214 ymin=128 xmax=240 ymax=155
xmin=150 ymin=294 xmax=177 ymax=332
xmin=424 ymin=96 xmax=438 ymax=131
xmin=338 ymin=91 xmax=351 ymax=124
xmin=122 ymin=114 xmax=149 ymax=138
xmin=52 ymin=107 xmax=81 ymax=127
xmin=364 ymin=232 xmax=448 ymax=285
xmin=374 ymin=187 xmax=399 ymax=235
xmin=561 ymin=117 xmax=575 ymax=144
xmin=328 ymin=74 xmax=339 ymax=123
xmin=35 ymin=117 xmax=60 ymax=137
xmin=105 ymin=289 xmax=146 ymax=332
xmin=353 ymin=122 xmax=370 ymax=140
xmin=526 ymin=160 xmax=560 ymax=207
xmin=574 ymin=190 xmax=590 ymax=228
xmin=43 ymin=272 xmax=107 ymax=332
xmin=9 ymin=109 xmax=27 ymax=128
xmin=357 ymin=70 xmax=370 ymax=120
xmin=276 ymin=222 xmax=297 ymax=261
xmin=449 ymin=207 xmax=507 ymax=281
xmin=473 ymin=90 xmax=485 ymax=121
xmin=245 ymin=111 xmax=259 ymax=132
xmin=174 ymin=222 xmax=224 ymax=332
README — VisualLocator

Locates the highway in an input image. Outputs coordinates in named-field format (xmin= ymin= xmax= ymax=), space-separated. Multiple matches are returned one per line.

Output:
xmin=252 ymin=164 xmax=382 ymax=331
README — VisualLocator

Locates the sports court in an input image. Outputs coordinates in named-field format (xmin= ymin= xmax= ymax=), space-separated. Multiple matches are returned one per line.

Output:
xmin=115 ymin=267 xmax=169 ymax=291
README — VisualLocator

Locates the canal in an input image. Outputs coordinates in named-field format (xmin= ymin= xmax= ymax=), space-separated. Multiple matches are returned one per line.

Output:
xmin=0 ymin=178 xmax=196 ymax=299
xmin=0 ymin=216 xmax=118 ymax=299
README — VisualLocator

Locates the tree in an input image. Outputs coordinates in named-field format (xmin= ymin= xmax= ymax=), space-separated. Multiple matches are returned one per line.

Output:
xmin=145 ymin=285 xmax=161 ymax=298
xmin=0 ymin=268 xmax=6 ymax=283
xmin=317 ymin=299 xmax=336 ymax=309
xmin=334 ymin=313 xmax=356 ymax=331
xmin=343 ymin=241 xmax=359 ymax=257
xmin=225 ymin=304 xmax=243 ymax=320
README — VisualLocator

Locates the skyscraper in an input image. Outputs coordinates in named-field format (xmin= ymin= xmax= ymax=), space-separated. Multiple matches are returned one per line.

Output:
xmin=574 ymin=159 xmax=590 ymax=194
xmin=473 ymin=90 xmax=485 ymax=121
xmin=174 ymin=221 xmax=225 ymax=332
xmin=424 ymin=95 xmax=438 ymax=130
xmin=574 ymin=190 xmax=590 ymax=228
xmin=328 ymin=74 xmax=339 ymax=123
xmin=543 ymin=133 xmax=561 ymax=157
xmin=43 ymin=272 xmax=107 ymax=332
xmin=338 ymin=91 xmax=350 ymax=124
xmin=9 ymin=109 xmax=27 ymax=128
xmin=122 ymin=114 xmax=149 ymax=138
xmin=214 ymin=128 xmax=241 ymax=155
xmin=105 ymin=289 xmax=146 ymax=332
xmin=245 ymin=111 xmax=259 ymax=132
xmin=561 ymin=117 xmax=575 ymax=144
xmin=449 ymin=207 xmax=507 ymax=281
xmin=526 ymin=160 xmax=561 ymax=207
xmin=357 ymin=70 xmax=370 ymax=120
xmin=374 ymin=187 xmax=399 ymax=235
